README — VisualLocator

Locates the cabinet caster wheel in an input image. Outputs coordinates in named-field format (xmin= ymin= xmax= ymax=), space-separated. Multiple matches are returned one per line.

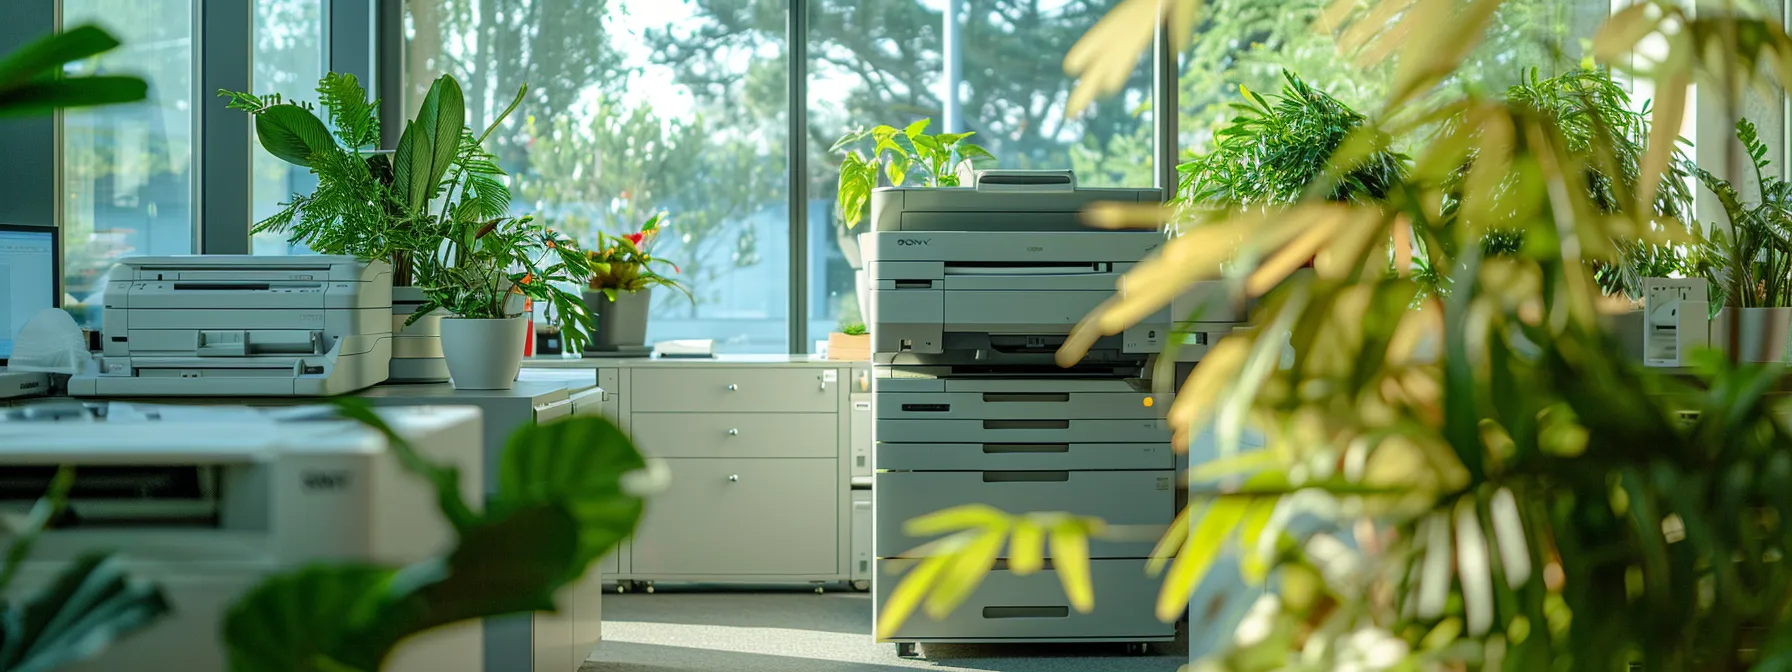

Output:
xmin=644 ymin=582 xmax=655 ymax=594
xmin=814 ymin=584 xmax=826 ymax=595
xmin=896 ymin=642 xmax=919 ymax=658
xmin=615 ymin=581 xmax=632 ymax=593
xmin=851 ymin=580 xmax=870 ymax=592
xmin=1124 ymin=642 xmax=1150 ymax=656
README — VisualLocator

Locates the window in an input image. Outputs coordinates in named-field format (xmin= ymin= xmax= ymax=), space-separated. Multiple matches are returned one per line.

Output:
xmin=406 ymin=0 xmax=791 ymax=354
xmin=60 ymin=0 xmax=197 ymax=328
xmin=804 ymin=0 xmax=1158 ymax=345
xmin=1177 ymin=0 xmax=1609 ymax=153
xmin=251 ymin=0 xmax=326 ymax=256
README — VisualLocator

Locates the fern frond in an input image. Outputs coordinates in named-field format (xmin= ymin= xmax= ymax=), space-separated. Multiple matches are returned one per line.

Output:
xmin=317 ymin=72 xmax=380 ymax=151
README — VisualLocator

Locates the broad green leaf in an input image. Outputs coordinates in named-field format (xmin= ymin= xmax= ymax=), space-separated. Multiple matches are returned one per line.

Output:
xmin=1049 ymin=521 xmax=1095 ymax=613
xmin=222 ymin=564 xmax=392 ymax=672
xmin=0 ymin=77 xmax=147 ymax=118
xmin=904 ymin=118 xmax=931 ymax=139
xmin=253 ymin=105 xmax=336 ymax=168
xmin=336 ymin=504 xmax=581 ymax=669
xmin=0 ymin=25 xmax=120 ymax=88
xmin=1156 ymin=498 xmax=1247 ymax=622
xmin=497 ymin=415 xmax=648 ymax=578
xmin=0 ymin=553 xmax=169 ymax=672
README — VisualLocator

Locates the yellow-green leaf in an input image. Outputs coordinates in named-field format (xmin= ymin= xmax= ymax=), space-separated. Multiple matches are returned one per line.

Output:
xmin=1157 ymin=498 xmax=1249 ymax=622
xmin=925 ymin=526 xmax=1009 ymax=620
xmin=1147 ymin=506 xmax=1193 ymax=576
xmin=1011 ymin=518 xmax=1046 ymax=575
xmin=876 ymin=552 xmax=954 ymax=639
xmin=1049 ymin=521 xmax=1096 ymax=613
xmin=1591 ymin=4 xmax=1659 ymax=62
xmin=1237 ymin=499 xmax=1278 ymax=585
xmin=904 ymin=504 xmax=1008 ymax=537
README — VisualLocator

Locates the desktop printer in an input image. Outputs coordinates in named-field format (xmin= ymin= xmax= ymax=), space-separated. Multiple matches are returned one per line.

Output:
xmin=868 ymin=170 xmax=1181 ymax=655
xmin=0 ymin=403 xmax=483 ymax=672
xmin=67 ymin=255 xmax=394 ymax=397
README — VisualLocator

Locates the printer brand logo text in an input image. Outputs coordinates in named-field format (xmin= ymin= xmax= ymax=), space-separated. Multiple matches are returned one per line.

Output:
xmin=896 ymin=238 xmax=931 ymax=247
xmin=303 ymin=470 xmax=352 ymax=492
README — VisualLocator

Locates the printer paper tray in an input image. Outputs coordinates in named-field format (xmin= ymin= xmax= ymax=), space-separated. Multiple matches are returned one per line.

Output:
xmin=876 ymin=391 xmax=1164 ymax=420
xmin=876 ymin=442 xmax=1174 ymax=471
xmin=876 ymin=418 xmax=1170 ymax=444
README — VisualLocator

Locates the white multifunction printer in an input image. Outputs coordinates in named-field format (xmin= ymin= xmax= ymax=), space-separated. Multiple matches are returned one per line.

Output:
xmin=868 ymin=169 xmax=1183 ymax=656
xmin=0 ymin=402 xmax=484 ymax=672
xmin=67 ymin=255 xmax=394 ymax=397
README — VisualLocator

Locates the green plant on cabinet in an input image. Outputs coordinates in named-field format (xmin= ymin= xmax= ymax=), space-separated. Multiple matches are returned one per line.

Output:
xmin=1686 ymin=119 xmax=1792 ymax=310
xmin=584 ymin=213 xmax=693 ymax=303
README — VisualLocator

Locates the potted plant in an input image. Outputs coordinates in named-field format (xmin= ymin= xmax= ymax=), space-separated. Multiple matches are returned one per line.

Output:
xmin=220 ymin=73 xmax=524 ymax=384
xmin=581 ymin=213 xmax=691 ymax=353
xmin=1687 ymin=119 xmax=1792 ymax=363
xmin=831 ymin=119 xmax=996 ymax=319
xmin=827 ymin=321 xmax=870 ymax=361
xmin=414 ymin=216 xmax=593 ymax=390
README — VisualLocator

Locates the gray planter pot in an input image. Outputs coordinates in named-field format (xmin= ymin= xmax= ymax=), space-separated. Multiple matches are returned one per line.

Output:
xmin=390 ymin=286 xmax=449 ymax=383
xmin=440 ymin=316 xmax=527 ymax=390
xmin=1713 ymin=307 xmax=1792 ymax=363
xmin=583 ymin=288 xmax=652 ymax=350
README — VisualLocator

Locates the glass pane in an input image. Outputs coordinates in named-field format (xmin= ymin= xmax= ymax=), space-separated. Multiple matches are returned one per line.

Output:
xmin=1178 ymin=0 xmax=1607 ymax=153
xmin=805 ymin=0 xmax=1156 ymax=348
xmin=251 ymin=0 xmax=326 ymax=256
xmin=406 ymin=0 xmax=791 ymax=354
xmin=61 ymin=1 xmax=196 ymax=329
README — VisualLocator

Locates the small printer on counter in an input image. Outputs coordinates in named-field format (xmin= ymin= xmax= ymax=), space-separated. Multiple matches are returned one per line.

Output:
xmin=68 ymin=255 xmax=393 ymax=397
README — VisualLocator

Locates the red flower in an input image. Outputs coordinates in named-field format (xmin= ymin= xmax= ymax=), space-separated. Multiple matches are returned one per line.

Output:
xmin=625 ymin=232 xmax=646 ymax=246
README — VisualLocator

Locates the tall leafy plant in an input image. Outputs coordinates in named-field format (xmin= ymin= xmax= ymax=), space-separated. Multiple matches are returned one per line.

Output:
xmin=412 ymin=215 xmax=596 ymax=351
xmin=882 ymin=1 xmax=1792 ymax=669
xmin=832 ymin=118 xmax=996 ymax=229
xmin=1175 ymin=71 xmax=1406 ymax=208
xmin=223 ymin=401 xmax=654 ymax=672
xmin=220 ymin=74 xmax=519 ymax=288
xmin=1688 ymin=119 xmax=1792 ymax=309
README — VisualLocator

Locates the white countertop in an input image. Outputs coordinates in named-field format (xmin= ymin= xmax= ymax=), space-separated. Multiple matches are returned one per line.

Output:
xmin=523 ymin=354 xmax=868 ymax=369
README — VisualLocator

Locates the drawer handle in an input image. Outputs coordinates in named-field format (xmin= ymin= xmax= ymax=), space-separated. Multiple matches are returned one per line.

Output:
xmin=726 ymin=384 xmax=740 ymax=391
xmin=983 ymin=471 xmax=1070 ymax=483
xmin=983 ymin=606 xmax=1069 ymax=619
xmin=728 ymin=428 xmax=740 ymax=436
xmin=729 ymin=474 xmax=740 ymax=482
xmin=984 ymin=420 xmax=1069 ymax=430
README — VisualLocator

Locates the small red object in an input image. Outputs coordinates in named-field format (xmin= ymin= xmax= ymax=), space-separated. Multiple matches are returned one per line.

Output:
xmin=524 ymin=297 xmax=535 ymax=357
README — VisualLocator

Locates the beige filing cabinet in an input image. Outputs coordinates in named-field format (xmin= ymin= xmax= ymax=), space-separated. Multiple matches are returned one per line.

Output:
xmin=527 ymin=355 xmax=873 ymax=591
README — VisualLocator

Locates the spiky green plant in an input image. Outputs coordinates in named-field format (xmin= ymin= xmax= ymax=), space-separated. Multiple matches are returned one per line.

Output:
xmin=1687 ymin=119 xmax=1792 ymax=309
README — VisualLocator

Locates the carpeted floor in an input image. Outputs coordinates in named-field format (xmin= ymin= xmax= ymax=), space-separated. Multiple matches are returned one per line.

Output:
xmin=580 ymin=584 xmax=1189 ymax=672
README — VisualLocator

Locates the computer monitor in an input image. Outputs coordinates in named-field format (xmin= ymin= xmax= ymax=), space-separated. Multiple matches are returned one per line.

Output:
xmin=0 ymin=224 xmax=59 ymax=364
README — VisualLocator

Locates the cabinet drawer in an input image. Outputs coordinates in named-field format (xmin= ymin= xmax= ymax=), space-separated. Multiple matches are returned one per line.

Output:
xmin=631 ymin=412 xmax=837 ymax=458
xmin=630 ymin=459 xmax=838 ymax=576
xmin=874 ymin=558 xmax=1174 ymax=641
xmin=630 ymin=368 xmax=836 ymax=413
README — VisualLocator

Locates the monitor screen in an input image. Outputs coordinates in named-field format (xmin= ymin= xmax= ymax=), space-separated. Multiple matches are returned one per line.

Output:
xmin=0 ymin=226 xmax=57 ymax=362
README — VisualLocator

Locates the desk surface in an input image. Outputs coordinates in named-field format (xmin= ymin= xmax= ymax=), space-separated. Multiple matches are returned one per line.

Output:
xmin=524 ymin=354 xmax=865 ymax=369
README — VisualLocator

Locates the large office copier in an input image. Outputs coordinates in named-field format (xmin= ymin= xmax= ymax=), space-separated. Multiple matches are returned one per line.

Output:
xmin=68 ymin=255 xmax=394 ymax=397
xmin=0 ymin=402 xmax=484 ymax=671
xmin=868 ymin=170 xmax=1179 ymax=656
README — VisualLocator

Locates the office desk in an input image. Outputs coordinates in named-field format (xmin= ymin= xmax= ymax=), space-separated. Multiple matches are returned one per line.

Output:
xmin=524 ymin=355 xmax=874 ymax=592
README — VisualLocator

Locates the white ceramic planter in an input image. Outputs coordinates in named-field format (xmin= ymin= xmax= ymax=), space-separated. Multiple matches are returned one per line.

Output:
xmin=1713 ymin=307 xmax=1792 ymax=363
xmin=390 ymin=286 xmax=449 ymax=383
xmin=440 ymin=316 xmax=527 ymax=390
